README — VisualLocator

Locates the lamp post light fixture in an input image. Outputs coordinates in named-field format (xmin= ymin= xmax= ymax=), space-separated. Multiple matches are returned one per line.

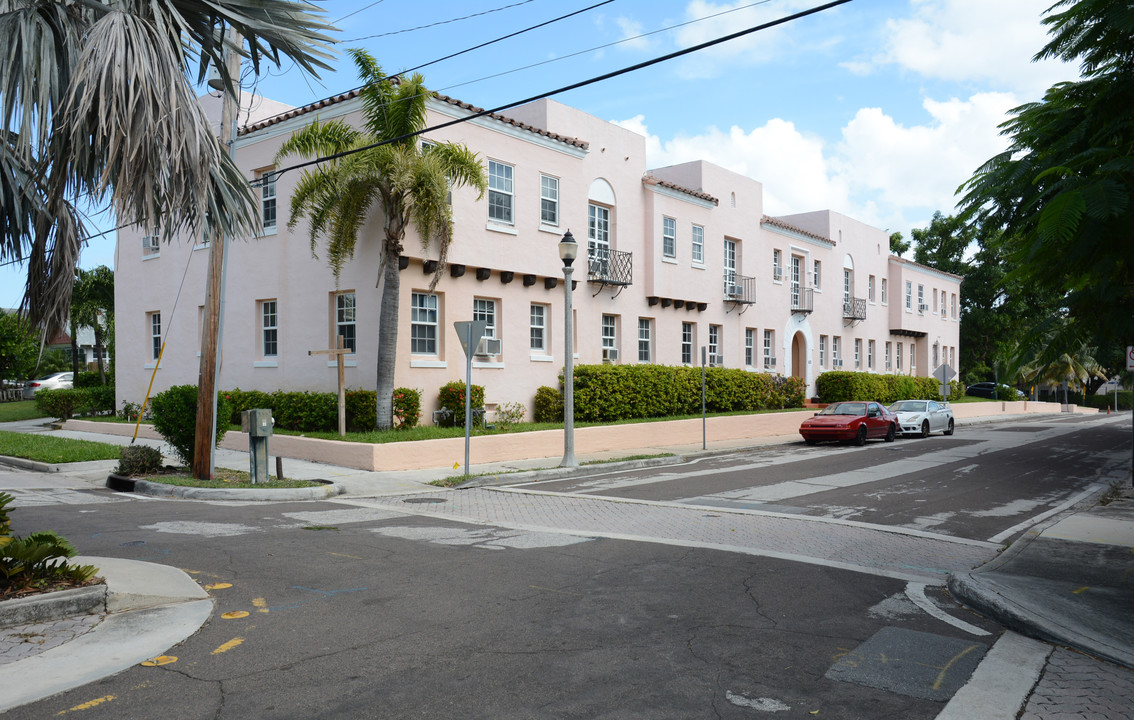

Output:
xmin=559 ymin=230 xmax=578 ymax=468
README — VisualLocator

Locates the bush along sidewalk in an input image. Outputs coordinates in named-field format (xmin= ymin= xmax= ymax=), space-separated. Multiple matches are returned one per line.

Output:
xmin=150 ymin=385 xmax=233 ymax=473
xmin=1 ymin=492 xmax=99 ymax=600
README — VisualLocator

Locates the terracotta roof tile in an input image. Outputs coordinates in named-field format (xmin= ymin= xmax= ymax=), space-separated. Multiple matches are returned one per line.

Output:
xmin=239 ymin=89 xmax=589 ymax=150
xmin=760 ymin=215 xmax=835 ymax=245
xmin=642 ymin=175 xmax=719 ymax=204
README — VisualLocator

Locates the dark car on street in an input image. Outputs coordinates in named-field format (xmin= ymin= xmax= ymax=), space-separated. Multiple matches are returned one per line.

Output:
xmin=799 ymin=401 xmax=898 ymax=446
xmin=965 ymin=382 xmax=1025 ymax=399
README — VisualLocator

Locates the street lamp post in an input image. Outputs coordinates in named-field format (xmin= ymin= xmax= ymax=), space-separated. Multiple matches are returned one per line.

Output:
xmin=559 ymin=230 xmax=578 ymax=468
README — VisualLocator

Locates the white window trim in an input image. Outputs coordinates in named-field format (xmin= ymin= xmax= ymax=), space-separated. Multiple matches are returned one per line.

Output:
xmin=487 ymin=159 xmax=514 ymax=226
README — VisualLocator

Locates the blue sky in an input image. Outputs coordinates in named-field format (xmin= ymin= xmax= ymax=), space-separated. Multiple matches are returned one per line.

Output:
xmin=1 ymin=0 xmax=1079 ymax=309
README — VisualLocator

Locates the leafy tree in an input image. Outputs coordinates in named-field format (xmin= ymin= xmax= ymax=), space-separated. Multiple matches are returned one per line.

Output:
xmin=888 ymin=231 xmax=910 ymax=257
xmin=912 ymin=212 xmax=975 ymax=277
xmin=70 ymin=266 xmax=114 ymax=384
xmin=959 ymin=0 xmax=1134 ymax=348
xmin=0 ymin=310 xmax=38 ymax=384
xmin=0 ymin=0 xmax=334 ymax=336
xmin=276 ymin=50 xmax=488 ymax=430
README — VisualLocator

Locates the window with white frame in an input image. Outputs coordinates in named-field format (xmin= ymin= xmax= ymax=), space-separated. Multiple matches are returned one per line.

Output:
xmin=910 ymin=342 xmax=916 ymax=371
xmin=540 ymin=174 xmax=558 ymax=226
xmin=488 ymin=160 xmax=513 ymax=224
xmin=897 ymin=342 xmax=903 ymax=370
xmin=411 ymin=292 xmax=439 ymax=354
xmin=843 ymin=268 xmax=852 ymax=310
xmin=951 ymin=293 xmax=957 ymax=318
xmin=261 ymin=300 xmax=278 ymax=357
xmin=868 ymin=340 xmax=875 ymax=369
xmin=681 ymin=322 xmax=694 ymax=365
xmin=950 ymin=346 xmax=955 ymax=367
xmin=933 ymin=344 xmax=939 ymax=367
xmin=763 ymin=329 xmax=773 ymax=369
xmin=588 ymin=203 xmax=611 ymax=272
xmin=745 ymin=328 xmax=755 ymax=367
xmin=868 ymin=275 xmax=875 ymax=302
xmin=336 ymin=292 xmax=356 ymax=352
xmin=854 ymin=338 xmax=862 ymax=369
xmin=259 ymin=169 xmax=276 ymax=230
xmin=473 ymin=298 xmax=498 ymax=344
xmin=813 ymin=259 xmax=822 ymax=289
xmin=149 ymin=312 xmax=161 ymax=361
xmin=941 ymin=290 xmax=947 ymax=317
xmin=708 ymin=324 xmax=720 ymax=361
xmin=905 ymin=280 xmax=913 ymax=310
xmin=662 ymin=217 xmax=676 ymax=258
xmin=773 ymin=249 xmax=783 ymax=281
xmin=881 ymin=278 xmax=887 ymax=304
xmin=601 ymin=314 xmax=617 ymax=351
xmin=918 ymin=284 xmax=925 ymax=312
xmin=638 ymin=318 xmax=652 ymax=362
xmin=819 ymin=335 xmax=827 ymax=368
xmin=530 ymin=304 xmax=546 ymax=352
xmin=692 ymin=224 xmax=704 ymax=265
xmin=833 ymin=336 xmax=841 ymax=367
xmin=885 ymin=341 xmax=892 ymax=369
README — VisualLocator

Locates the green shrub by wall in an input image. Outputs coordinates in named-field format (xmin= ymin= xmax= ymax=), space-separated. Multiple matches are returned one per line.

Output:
xmin=151 ymin=385 xmax=233 ymax=469
xmin=223 ymin=388 xmax=381 ymax=432
xmin=537 ymin=364 xmax=805 ymax=423
xmin=34 ymin=387 xmax=115 ymax=419
xmin=1081 ymin=391 xmax=1132 ymax=411
xmin=436 ymin=381 xmax=485 ymax=426
xmin=814 ymin=371 xmax=962 ymax=404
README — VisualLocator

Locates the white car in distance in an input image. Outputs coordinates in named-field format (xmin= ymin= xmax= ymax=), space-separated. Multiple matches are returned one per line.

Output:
xmin=889 ymin=399 xmax=955 ymax=438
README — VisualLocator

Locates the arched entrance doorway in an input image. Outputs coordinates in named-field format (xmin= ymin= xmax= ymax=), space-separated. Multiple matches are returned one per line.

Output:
xmin=791 ymin=332 xmax=806 ymax=380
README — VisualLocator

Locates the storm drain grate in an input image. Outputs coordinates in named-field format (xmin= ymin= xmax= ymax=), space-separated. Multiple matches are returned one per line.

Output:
xmin=403 ymin=497 xmax=447 ymax=504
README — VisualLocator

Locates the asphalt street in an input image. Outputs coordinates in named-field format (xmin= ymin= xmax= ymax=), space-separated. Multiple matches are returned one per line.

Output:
xmin=3 ymin=413 xmax=1131 ymax=719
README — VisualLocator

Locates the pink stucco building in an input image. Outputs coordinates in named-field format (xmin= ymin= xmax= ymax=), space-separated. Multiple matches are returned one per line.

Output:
xmin=114 ymin=91 xmax=962 ymax=422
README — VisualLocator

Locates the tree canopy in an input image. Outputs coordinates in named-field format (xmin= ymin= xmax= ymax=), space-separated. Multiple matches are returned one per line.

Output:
xmin=0 ymin=0 xmax=335 ymax=334
xmin=958 ymin=0 xmax=1134 ymax=347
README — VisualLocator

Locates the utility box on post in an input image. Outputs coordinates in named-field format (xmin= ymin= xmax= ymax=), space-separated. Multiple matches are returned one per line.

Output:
xmin=241 ymin=409 xmax=273 ymax=483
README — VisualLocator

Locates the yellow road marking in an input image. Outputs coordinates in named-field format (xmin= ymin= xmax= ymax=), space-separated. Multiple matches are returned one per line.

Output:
xmin=252 ymin=597 xmax=269 ymax=613
xmin=329 ymin=552 xmax=363 ymax=560
xmin=221 ymin=611 xmax=250 ymax=619
xmin=1072 ymin=586 xmax=1090 ymax=595
xmin=933 ymin=645 xmax=980 ymax=690
xmin=212 ymin=637 xmax=244 ymax=655
xmin=55 ymin=695 xmax=115 ymax=714
xmin=205 ymin=583 xmax=233 ymax=590
xmin=140 ymin=656 xmax=177 ymax=667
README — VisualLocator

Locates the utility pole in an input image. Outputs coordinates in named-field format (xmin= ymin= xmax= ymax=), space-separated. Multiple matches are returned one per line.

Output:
xmin=193 ymin=30 xmax=241 ymax=480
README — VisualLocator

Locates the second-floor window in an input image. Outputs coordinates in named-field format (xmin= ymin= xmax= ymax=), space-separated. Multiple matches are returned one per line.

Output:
xmin=813 ymin=259 xmax=822 ymax=289
xmin=540 ymin=174 xmax=558 ymax=226
xmin=336 ymin=292 xmax=356 ymax=352
xmin=692 ymin=224 xmax=704 ymax=264
xmin=868 ymin=275 xmax=875 ymax=302
xmin=881 ymin=278 xmax=888 ymax=304
xmin=488 ymin=160 xmax=513 ymax=224
xmin=259 ymin=170 xmax=276 ymax=230
xmin=773 ymin=249 xmax=783 ymax=281
xmin=905 ymin=281 xmax=913 ymax=310
xmin=663 ymin=217 xmax=676 ymax=258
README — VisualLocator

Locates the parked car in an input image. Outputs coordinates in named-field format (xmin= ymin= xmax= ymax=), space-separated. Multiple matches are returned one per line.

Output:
xmin=21 ymin=372 xmax=73 ymax=400
xmin=965 ymin=382 xmax=1025 ymax=399
xmin=889 ymin=399 xmax=955 ymax=437
xmin=799 ymin=401 xmax=897 ymax=446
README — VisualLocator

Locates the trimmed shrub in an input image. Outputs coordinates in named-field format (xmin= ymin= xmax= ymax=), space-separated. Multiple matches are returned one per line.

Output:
xmin=73 ymin=372 xmax=103 ymax=389
xmin=116 ymin=445 xmax=163 ymax=476
xmin=534 ymin=386 xmax=563 ymax=423
xmin=436 ymin=381 xmax=485 ymax=426
xmin=84 ymin=386 xmax=115 ymax=415
xmin=346 ymin=390 xmax=378 ymax=432
xmin=391 ymin=388 xmax=421 ymax=429
xmin=270 ymin=391 xmax=337 ymax=432
xmin=224 ymin=388 xmax=273 ymax=425
xmin=815 ymin=371 xmax=961 ymax=404
xmin=150 ymin=385 xmax=233 ymax=469
xmin=1081 ymin=391 xmax=1132 ymax=411
xmin=34 ymin=388 xmax=86 ymax=420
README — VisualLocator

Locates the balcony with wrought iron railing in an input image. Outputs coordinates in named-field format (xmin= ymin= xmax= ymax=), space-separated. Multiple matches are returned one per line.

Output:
xmin=723 ymin=274 xmax=756 ymax=305
xmin=843 ymin=296 xmax=867 ymax=321
xmin=791 ymin=285 xmax=814 ymax=313
xmin=587 ymin=247 xmax=633 ymax=287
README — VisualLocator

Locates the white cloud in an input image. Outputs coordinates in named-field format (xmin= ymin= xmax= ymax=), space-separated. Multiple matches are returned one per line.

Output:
xmin=671 ymin=0 xmax=815 ymax=78
xmin=616 ymin=90 xmax=1018 ymax=236
xmin=875 ymin=0 xmax=1078 ymax=97
xmin=615 ymin=17 xmax=652 ymax=51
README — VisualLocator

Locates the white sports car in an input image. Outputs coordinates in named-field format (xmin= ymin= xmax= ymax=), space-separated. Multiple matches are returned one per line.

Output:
xmin=888 ymin=399 xmax=955 ymax=438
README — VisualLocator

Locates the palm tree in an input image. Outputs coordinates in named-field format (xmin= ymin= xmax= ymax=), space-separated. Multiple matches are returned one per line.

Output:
xmin=276 ymin=49 xmax=487 ymax=430
xmin=0 ymin=0 xmax=334 ymax=336
xmin=70 ymin=266 xmax=115 ymax=384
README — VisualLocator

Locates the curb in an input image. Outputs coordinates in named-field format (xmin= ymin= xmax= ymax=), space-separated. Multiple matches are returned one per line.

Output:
xmin=0 ymin=455 xmax=57 ymax=473
xmin=0 ymin=584 xmax=106 ymax=629
xmin=132 ymin=478 xmax=344 ymax=501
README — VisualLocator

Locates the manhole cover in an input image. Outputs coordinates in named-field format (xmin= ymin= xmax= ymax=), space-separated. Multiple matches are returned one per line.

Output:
xmin=403 ymin=497 xmax=447 ymax=504
xmin=120 ymin=540 xmax=145 ymax=546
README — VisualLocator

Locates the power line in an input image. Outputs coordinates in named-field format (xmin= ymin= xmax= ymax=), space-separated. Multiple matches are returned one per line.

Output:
xmin=268 ymin=0 xmax=853 ymax=184
xmin=334 ymin=0 xmax=388 ymax=25
xmin=344 ymin=0 xmax=538 ymax=43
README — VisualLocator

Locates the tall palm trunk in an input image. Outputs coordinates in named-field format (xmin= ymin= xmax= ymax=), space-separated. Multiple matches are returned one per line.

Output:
xmin=376 ymin=244 xmax=402 ymax=430
xmin=93 ymin=324 xmax=105 ymax=384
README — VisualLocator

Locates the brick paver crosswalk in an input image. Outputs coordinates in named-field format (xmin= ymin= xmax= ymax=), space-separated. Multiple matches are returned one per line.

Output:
xmin=348 ymin=487 xmax=999 ymax=583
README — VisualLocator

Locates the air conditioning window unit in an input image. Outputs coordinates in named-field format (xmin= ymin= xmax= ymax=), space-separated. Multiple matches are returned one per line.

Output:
xmin=475 ymin=338 xmax=502 ymax=356
xmin=773 ymin=269 xmax=783 ymax=281
xmin=725 ymin=284 xmax=743 ymax=298
xmin=602 ymin=347 xmax=619 ymax=362
xmin=918 ymin=303 xmax=928 ymax=312
xmin=709 ymin=354 xmax=724 ymax=366
xmin=142 ymin=235 xmax=160 ymax=251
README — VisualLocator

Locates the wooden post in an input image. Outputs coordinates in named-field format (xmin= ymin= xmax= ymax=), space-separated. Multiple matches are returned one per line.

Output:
xmin=310 ymin=335 xmax=349 ymax=437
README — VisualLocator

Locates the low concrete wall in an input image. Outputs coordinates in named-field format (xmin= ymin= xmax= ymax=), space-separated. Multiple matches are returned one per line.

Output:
xmin=65 ymin=401 xmax=1098 ymax=473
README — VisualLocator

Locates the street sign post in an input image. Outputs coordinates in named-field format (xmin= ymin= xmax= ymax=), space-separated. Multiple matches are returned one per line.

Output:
xmin=933 ymin=364 xmax=956 ymax=400
xmin=454 ymin=320 xmax=488 ymax=477
xmin=1128 ymin=347 xmax=1133 ymax=486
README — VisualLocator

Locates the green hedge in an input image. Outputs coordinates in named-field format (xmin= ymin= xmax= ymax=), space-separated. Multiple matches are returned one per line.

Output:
xmin=34 ymin=387 xmax=115 ymax=420
xmin=535 ymin=364 xmax=805 ymax=423
xmin=151 ymin=385 xmax=233 ymax=469
xmin=814 ymin=371 xmax=963 ymax=404
xmin=223 ymin=388 xmax=380 ymax=432
xmin=1081 ymin=391 xmax=1132 ymax=411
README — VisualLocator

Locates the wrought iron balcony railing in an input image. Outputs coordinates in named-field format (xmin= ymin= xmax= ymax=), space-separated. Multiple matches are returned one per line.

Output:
xmin=791 ymin=286 xmax=814 ymax=313
xmin=587 ymin=247 xmax=633 ymax=286
xmin=843 ymin=297 xmax=867 ymax=321
xmin=723 ymin=273 xmax=756 ymax=304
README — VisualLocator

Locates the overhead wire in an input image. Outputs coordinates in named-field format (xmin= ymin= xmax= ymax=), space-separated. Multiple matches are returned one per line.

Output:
xmin=344 ymin=0 xmax=538 ymax=42
xmin=263 ymin=0 xmax=852 ymax=186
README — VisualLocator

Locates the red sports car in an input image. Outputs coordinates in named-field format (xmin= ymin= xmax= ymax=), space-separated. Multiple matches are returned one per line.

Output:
xmin=799 ymin=401 xmax=898 ymax=445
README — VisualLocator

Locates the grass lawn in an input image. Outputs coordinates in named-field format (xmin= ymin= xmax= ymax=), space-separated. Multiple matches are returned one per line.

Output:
xmin=142 ymin=467 xmax=321 ymax=489
xmin=0 ymin=400 xmax=50 ymax=423
xmin=0 ymin=430 xmax=122 ymax=463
